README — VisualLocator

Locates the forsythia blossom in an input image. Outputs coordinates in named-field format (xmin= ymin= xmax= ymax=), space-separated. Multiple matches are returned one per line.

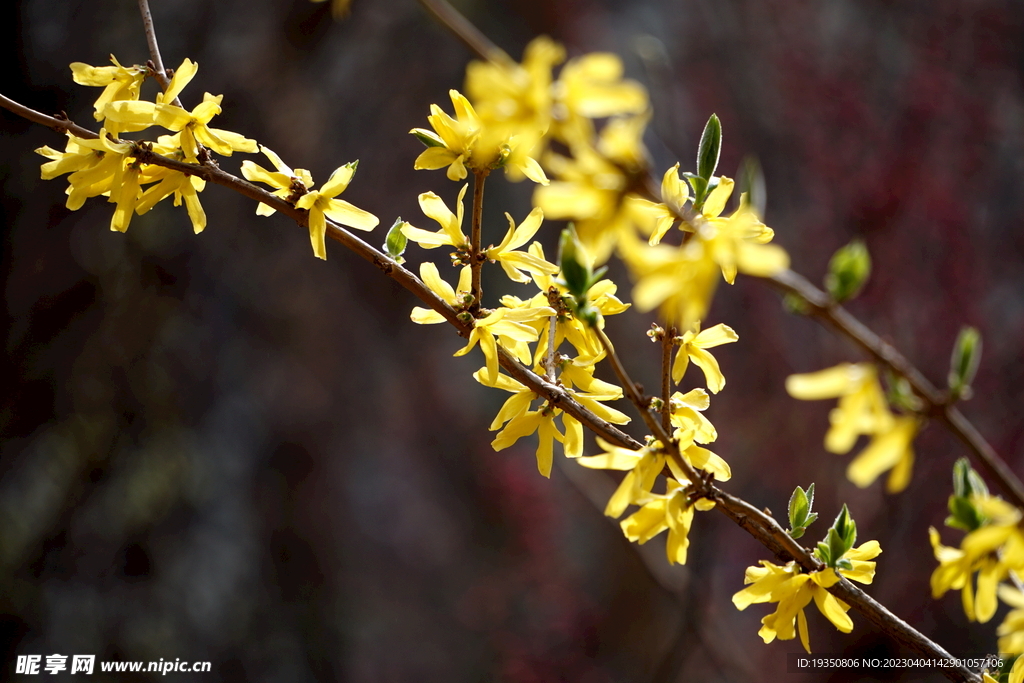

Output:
xmin=787 ymin=363 xmax=921 ymax=493
xmin=733 ymin=541 xmax=881 ymax=652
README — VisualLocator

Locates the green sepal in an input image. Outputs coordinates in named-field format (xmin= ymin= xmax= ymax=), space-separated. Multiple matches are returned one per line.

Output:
xmin=948 ymin=326 xmax=981 ymax=400
xmin=411 ymin=129 xmax=445 ymax=148
xmin=834 ymin=558 xmax=854 ymax=572
xmin=824 ymin=239 xmax=871 ymax=303
xmin=697 ymin=113 xmax=722 ymax=182
xmin=384 ymin=217 xmax=408 ymax=263
xmin=682 ymin=172 xmax=707 ymax=208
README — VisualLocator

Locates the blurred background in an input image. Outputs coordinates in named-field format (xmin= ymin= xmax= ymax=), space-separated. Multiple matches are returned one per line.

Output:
xmin=2 ymin=0 xmax=1024 ymax=681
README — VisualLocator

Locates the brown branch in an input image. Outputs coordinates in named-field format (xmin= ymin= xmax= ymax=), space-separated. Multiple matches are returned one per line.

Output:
xmin=3 ymin=93 xmax=983 ymax=683
xmin=0 ymin=93 xmax=98 ymax=139
xmin=765 ymin=268 xmax=1024 ymax=510
xmin=415 ymin=0 xmax=502 ymax=61
xmin=469 ymin=169 xmax=486 ymax=313
xmin=595 ymin=326 xmax=670 ymax=445
xmin=661 ymin=325 xmax=674 ymax=432
xmin=137 ymin=0 xmax=185 ymax=109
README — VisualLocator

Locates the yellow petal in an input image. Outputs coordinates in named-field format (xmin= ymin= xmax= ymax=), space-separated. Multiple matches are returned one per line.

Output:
xmin=323 ymin=198 xmax=379 ymax=231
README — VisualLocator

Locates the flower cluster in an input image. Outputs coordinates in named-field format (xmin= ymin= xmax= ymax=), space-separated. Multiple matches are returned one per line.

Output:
xmin=733 ymin=541 xmax=881 ymax=652
xmin=37 ymin=56 xmax=377 ymax=258
xmin=930 ymin=460 xmax=1024 ymax=650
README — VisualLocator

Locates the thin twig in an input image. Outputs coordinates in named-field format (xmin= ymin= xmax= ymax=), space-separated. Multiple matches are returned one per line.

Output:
xmin=137 ymin=0 xmax=185 ymax=109
xmin=415 ymin=0 xmax=501 ymax=61
xmin=469 ymin=169 xmax=487 ymax=313
xmin=661 ymin=326 xmax=674 ymax=432
xmin=766 ymin=269 xmax=1024 ymax=510
xmin=594 ymin=326 xmax=669 ymax=445
xmin=544 ymin=316 xmax=558 ymax=382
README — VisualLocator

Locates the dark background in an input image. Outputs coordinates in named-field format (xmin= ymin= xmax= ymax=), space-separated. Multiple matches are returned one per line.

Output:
xmin=2 ymin=0 xmax=1024 ymax=681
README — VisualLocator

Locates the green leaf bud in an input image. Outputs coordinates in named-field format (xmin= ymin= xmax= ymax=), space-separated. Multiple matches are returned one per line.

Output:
xmin=384 ymin=217 xmax=408 ymax=263
xmin=697 ymin=113 xmax=722 ymax=182
xmin=825 ymin=239 xmax=871 ymax=303
xmin=558 ymin=225 xmax=590 ymax=301
xmin=948 ymin=326 xmax=982 ymax=400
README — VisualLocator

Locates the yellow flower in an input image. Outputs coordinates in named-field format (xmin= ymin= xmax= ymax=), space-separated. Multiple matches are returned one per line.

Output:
xmin=70 ymin=56 xmax=146 ymax=124
xmin=622 ymin=231 xmax=721 ymax=329
xmin=241 ymin=145 xmax=313 ymax=216
xmin=479 ymin=370 xmax=627 ymax=477
xmin=847 ymin=416 xmax=921 ymax=493
xmin=997 ymin=585 xmax=1024 ymax=654
xmin=294 ymin=162 xmax=379 ymax=260
xmin=464 ymin=36 xmax=563 ymax=169
xmin=134 ymin=166 xmax=207 ymax=234
xmin=672 ymin=322 xmax=738 ymax=392
xmin=786 ymin=363 xmax=892 ymax=454
xmin=553 ymin=52 xmax=648 ymax=121
xmin=409 ymin=262 xmax=471 ymax=324
xmin=636 ymin=163 xmax=691 ymax=246
xmin=105 ymin=91 xmax=257 ymax=162
xmin=456 ymin=305 xmax=554 ymax=386
xmin=619 ymin=478 xmax=698 ymax=565
xmin=401 ymin=185 xmax=470 ymax=252
xmin=411 ymin=90 xmax=547 ymax=184
xmin=733 ymin=541 xmax=881 ymax=652
xmin=483 ymin=207 xmax=558 ymax=283
xmin=577 ymin=438 xmax=666 ymax=517
xmin=669 ymin=388 xmax=718 ymax=444
xmin=930 ymin=499 xmax=1024 ymax=623
xmin=533 ymin=118 xmax=650 ymax=263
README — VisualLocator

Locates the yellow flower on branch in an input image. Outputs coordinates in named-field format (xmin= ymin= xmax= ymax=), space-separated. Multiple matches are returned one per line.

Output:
xmin=401 ymin=185 xmax=470 ymax=253
xmin=847 ymin=416 xmax=921 ymax=493
xmin=411 ymin=89 xmax=547 ymax=183
xmin=409 ymin=262 xmax=471 ymax=324
xmin=672 ymin=322 xmax=739 ymax=392
xmin=70 ymin=56 xmax=147 ymax=125
xmin=930 ymin=497 xmax=1024 ymax=623
xmin=294 ymin=162 xmax=379 ymax=260
xmin=456 ymin=305 xmax=554 ymax=386
xmin=733 ymin=541 xmax=881 ymax=652
xmin=484 ymin=207 xmax=559 ymax=283
xmin=478 ymin=370 xmax=627 ymax=476
xmin=786 ymin=363 xmax=892 ymax=454
xmin=241 ymin=145 xmax=313 ymax=216
xmin=134 ymin=166 xmax=207 ymax=234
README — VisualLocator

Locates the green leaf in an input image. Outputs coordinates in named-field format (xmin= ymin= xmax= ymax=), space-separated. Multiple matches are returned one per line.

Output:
xmin=384 ymin=217 xmax=408 ymax=263
xmin=789 ymin=486 xmax=809 ymax=531
xmin=824 ymin=239 xmax=871 ymax=303
xmin=948 ymin=326 xmax=982 ymax=399
xmin=697 ymin=113 xmax=722 ymax=181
